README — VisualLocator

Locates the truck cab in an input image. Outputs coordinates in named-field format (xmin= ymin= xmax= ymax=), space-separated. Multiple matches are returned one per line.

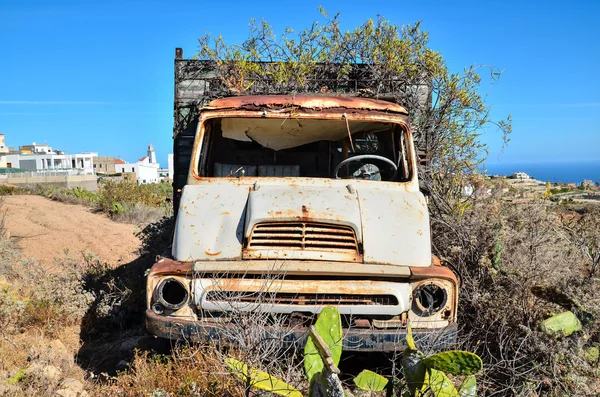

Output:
xmin=146 ymin=95 xmax=458 ymax=351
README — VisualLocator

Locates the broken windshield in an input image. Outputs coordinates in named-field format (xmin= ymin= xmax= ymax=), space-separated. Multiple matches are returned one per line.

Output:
xmin=198 ymin=117 xmax=411 ymax=182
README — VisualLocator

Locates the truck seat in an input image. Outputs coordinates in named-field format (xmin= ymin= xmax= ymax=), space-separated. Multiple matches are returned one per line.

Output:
xmin=214 ymin=163 xmax=257 ymax=177
xmin=258 ymin=165 xmax=300 ymax=177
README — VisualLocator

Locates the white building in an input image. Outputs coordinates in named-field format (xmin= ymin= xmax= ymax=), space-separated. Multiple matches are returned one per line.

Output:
xmin=512 ymin=172 xmax=531 ymax=180
xmin=114 ymin=143 xmax=160 ymax=184
xmin=19 ymin=142 xmax=53 ymax=154
xmin=5 ymin=151 xmax=97 ymax=174
xmin=0 ymin=134 xmax=8 ymax=168
xmin=148 ymin=142 xmax=157 ymax=164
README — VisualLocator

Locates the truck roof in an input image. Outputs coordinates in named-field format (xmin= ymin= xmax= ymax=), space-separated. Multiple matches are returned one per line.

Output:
xmin=202 ymin=95 xmax=408 ymax=115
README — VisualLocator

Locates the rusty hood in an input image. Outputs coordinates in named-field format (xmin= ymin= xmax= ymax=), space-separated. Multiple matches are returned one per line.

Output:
xmin=172 ymin=179 xmax=432 ymax=267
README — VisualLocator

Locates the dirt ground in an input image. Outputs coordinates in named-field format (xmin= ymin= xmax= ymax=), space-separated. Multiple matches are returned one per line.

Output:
xmin=2 ymin=195 xmax=141 ymax=266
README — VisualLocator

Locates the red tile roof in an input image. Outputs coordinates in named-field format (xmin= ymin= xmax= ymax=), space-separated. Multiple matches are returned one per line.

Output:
xmin=115 ymin=158 xmax=126 ymax=164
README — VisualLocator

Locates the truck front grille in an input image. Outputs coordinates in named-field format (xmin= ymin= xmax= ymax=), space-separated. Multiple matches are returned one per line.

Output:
xmin=246 ymin=222 xmax=359 ymax=252
xmin=205 ymin=291 xmax=398 ymax=306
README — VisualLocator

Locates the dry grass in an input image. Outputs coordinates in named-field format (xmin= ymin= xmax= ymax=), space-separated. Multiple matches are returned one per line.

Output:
xmin=110 ymin=203 xmax=166 ymax=224
xmin=1 ymin=193 xmax=599 ymax=396
xmin=93 ymin=348 xmax=244 ymax=397
xmin=434 ymin=200 xmax=600 ymax=395
xmin=0 ymin=238 xmax=95 ymax=395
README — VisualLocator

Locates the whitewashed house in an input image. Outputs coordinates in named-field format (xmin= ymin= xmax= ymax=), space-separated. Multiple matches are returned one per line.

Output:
xmin=5 ymin=144 xmax=97 ymax=174
xmin=512 ymin=172 xmax=531 ymax=180
xmin=0 ymin=134 xmax=8 ymax=168
xmin=114 ymin=143 xmax=160 ymax=184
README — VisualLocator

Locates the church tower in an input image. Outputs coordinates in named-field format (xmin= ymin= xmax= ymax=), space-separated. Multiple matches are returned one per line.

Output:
xmin=147 ymin=142 xmax=157 ymax=164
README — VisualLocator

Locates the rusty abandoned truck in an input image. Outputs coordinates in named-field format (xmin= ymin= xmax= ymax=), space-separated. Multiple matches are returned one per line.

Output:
xmin=145 ymin=49 xmax=459 ymax=351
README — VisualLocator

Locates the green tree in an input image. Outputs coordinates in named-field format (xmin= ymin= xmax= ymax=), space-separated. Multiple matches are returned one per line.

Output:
xmin=197 ymin=9 xmax=511 ymax=222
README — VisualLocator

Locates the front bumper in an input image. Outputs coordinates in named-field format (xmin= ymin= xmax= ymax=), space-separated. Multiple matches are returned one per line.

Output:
xmin=146 ymin=310 xmax=458 ymax=352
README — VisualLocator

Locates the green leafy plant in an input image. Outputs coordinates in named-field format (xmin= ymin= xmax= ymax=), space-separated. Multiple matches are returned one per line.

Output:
xmin=303 ymin=306 xmax=343 ymax=383
xmin=353 ymin=369 xmax=389 ymax=392
xmin=225 ymin=357 xmax=302 ymax=397
xmin=401 ymin=325 xmax=482 ymax=396
xmin=224 ymin=306 xmax=483 ymax=397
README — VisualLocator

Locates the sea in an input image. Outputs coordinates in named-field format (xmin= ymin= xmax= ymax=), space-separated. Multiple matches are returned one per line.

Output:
xmin=483 ymin=160 xmax=600 ymax=184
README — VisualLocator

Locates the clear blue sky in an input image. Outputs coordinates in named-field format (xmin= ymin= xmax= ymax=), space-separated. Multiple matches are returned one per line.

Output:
xmin=1 ymin=0 xmax=598 ymax=166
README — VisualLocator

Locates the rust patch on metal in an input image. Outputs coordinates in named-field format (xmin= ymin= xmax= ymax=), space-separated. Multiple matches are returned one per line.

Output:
xmin=410 ymin=264 xmax=457 ymax=285
xmin=209 ymin=278 xmax=400 ymax=296
xmin=203 ymin=95 xmax=408 ymax=115
xmin=193 ymin=260 xmax=411 ymax=277
xmin=204 ymin=250 xmax=222 ymax=257
xmin=266 ymin=208 xmax=344 ymax=223
xmin=148 ymin=258 xmax=193 ymax=277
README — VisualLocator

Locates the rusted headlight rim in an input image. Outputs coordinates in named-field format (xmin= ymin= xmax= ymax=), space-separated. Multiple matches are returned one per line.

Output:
xmin=156 ymin=277 xmax=190 ymax=310
xmin=412 ymin=281 xmax=449 ymax=317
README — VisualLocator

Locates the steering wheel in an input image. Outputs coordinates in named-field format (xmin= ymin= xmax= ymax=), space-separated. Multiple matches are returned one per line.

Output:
xmin=334 ymin=154 xmax=398 ymax=180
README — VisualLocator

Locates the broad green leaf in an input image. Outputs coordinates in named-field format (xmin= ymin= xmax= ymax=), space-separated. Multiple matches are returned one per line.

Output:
xmin=423 ymin=351 xmax=482 ymax=375
xmin=353 ymin=370 xmax=389 ymax=391
xmin=539 ymin=311 xmax=582 ymax=337
xmin=426 ymin=369 xmax=458 ymax=397
xmin=224 ymin=357 xmax=302 ymax=397
xmin=458 ymin=375 xmax=477 ymax=397
xmin=406 ymin=324 xmax=417 ymax=350
xmin=304 ymin=306 xmax=343 ymax=382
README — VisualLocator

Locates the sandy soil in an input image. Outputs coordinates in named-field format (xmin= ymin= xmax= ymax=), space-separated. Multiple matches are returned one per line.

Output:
xmin=2 ymin=195 xmax=141 ymax=266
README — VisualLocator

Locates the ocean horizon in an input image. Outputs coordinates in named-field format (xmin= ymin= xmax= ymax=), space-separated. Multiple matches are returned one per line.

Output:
xmin=483 ymin=160 xmax=600 ymax=184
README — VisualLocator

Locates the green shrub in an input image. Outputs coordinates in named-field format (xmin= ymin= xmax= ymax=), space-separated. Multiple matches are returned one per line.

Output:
xmin=0 ymin=185 xmax=21 ymax=196
xmin=98 ymin=180 xmax=172 ymax=214
xmin=30 ymin=181 xmax=173 ymax=223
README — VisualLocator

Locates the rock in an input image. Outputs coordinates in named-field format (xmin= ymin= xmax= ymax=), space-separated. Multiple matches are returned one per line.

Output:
xmin=55 ymin=378 xmax=85 ymax=397
xmin=49 ymin=339 xmax=67 ymax=354
xmin=539 ymin=311 xmax=582 ymax=337
xmin=25 ymin=362 xmax=62 ymax=382
xmin=56 ymin=390 xmax=78 ymax=397
xmin=42 ymin=365 xmax=62 ymax=381
xmin=49 ymin=339 xmax=74 ymax=365
xmin=60 ymin=378 xmax=84 ymax=390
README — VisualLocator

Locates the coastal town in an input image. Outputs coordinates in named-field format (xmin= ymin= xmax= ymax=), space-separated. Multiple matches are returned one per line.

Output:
xmin=0 ymin=133 xmax=173 ymax=191
xmin=486 ymin=171 xmax=600 ymax=204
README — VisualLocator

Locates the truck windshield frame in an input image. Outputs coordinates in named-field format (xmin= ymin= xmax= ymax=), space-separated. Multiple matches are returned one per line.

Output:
xmin=191 ymin=113 xmax=414 ymax=183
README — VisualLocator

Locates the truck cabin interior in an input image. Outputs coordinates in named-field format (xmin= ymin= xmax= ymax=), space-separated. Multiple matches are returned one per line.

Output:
xmin=198 ymin=117 xmax=412 ymax=182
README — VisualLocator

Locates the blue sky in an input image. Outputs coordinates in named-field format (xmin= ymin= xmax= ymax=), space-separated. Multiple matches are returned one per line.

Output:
xmin=0 ymin=0 xmax=598 ymax=167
